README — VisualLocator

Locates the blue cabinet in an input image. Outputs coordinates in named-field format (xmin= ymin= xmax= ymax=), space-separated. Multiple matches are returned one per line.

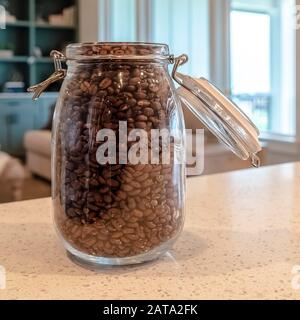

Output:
xmin=0 ymin=93 xmax=57 ymax=156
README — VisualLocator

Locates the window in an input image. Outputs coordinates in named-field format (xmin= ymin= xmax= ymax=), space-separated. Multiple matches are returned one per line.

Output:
xmin=230 ymin=10 xmax=271 ymax=131
xmin=229 ymin=0 xmax=296 ymax=136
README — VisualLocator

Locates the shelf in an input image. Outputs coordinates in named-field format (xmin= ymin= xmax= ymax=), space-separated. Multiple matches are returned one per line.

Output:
xmin=0 ymin=56 xmax=55 ymax=64
xmin=0 ymin=0 xmax=77 ymax=93
xmin=35 ymin=23 xmax=76 ymax=30
xmin=35 ymin=57 xmax=53 ymax=63
xmin=0 ymin=56 xmax=29 ymax=63
xmin=0 ymin=92 xmax=59 ymax=99
xmin=5 ymin=21 xmax=31 ymax=28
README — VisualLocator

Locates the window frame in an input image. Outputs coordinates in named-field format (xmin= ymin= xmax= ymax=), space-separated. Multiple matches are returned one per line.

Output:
xmin=210 ymin=0 xmax=299 ymax=152
xmin=230 ymin=0 xmax=282 ymax=135
xmin=230 ymin=9 xmax=273 ymax=132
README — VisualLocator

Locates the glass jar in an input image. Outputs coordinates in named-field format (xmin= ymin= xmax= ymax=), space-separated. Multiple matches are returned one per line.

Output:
xmin=28 ymin=42 xmax=261 ymax=268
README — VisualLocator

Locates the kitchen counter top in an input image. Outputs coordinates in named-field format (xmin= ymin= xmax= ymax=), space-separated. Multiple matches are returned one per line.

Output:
xmin=1 ymin=162 xmax=300 ymax=300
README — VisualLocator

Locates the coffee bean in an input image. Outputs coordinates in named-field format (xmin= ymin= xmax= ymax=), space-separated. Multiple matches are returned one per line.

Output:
xmin=129 ymin=77 xmax=141 ymax=85
xmin=116 ymin=190 xmax=127 ymax=200
xmin=99 ymin=186 xmax=109 ymax=193
xmin=123 ymin=228 xmax=135 ymax=234
xmin=106 ymin=179 xmax=119 ymax=188
xmin=142 ymin=179 xmax=153 ymax=188
xmin=107 ymin=208 xmax=121 ymax=216
xmin=143 ymin=108 xmax=154 ymax=117
xmin=135 ymin=122 xmax=147 ymax=129
xmin=137 ymin=100 xmax=151 ymax=107
xmin=136 ymin=173 xmax=149 ymax=182
xmin=127 ymin=189 xmax=142 ymax=197
xmin=99 ymin=78 xmax=112 ymax=89
xmin=146 ymin=214 xmax=156 ymax=221
xmin=126 ymin=222 xmax=139 ymax=229
xmin=140 ymin=187 xmax=151 ymax=197
xmin=129 ymin=180 xmax=141 ymax=189
xmin=126 ymin=234 xmax=139 ymax=241
xmin=136 ymin=115 xmax=148 ymax=121
xmin=112 ymin=231 xmax=123 ymax=239
xmin=149 ymin=84 xmax=159 ymax=92
xmin=134 ymin=92 xmax=147 ymax=99
xmin=122 ymin=184 xmax=133 ymax=192
xmin=128 ymin=198 xmax=136 ymax=209
xmin=85 ymin=237 xmax=97 ymax=248
xmin=103 ymin=195 xmax=113 ymax=203
xmin=132 ymin=209 xmax=143 ymax=218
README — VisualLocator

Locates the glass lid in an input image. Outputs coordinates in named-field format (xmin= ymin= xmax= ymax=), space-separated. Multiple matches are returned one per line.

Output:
xmin=172 ymin=56 xmax=262 ymax=167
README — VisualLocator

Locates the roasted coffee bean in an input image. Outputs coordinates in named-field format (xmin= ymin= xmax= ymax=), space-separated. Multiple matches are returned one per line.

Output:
xmin=53 ymin=43 xmax=183 ymax=259
xmin=135 ymin=92 xmax=147 ymax=100
xmin=103 ymin=195 xmax=113 ymax=203
xmin=149 ymin=84 xmax=159 ymax=92
xmin=122 ymin=184 xmax=133 ymax=192
xmin=136 ymin=173 xmax=149 ymax=182
xmin=127 ymin=189 xmax=141 ymax=197
xmin=126 ymin=234 xmax=139 ymax=241
xmin=99 ymin=78 xmax=112 ymax=89
xmin=106 ymin=179 xmax=119 ymax=188
xmin=131 ymin=209 xmax=142 ymax=218
xmin=136 ymin=115 xmax=148 ymax=121
xmin=135 ymin=122 xmax=147 ymax=129
xmin=137 ymin=99 xmax=151 ymax=107
xmin=116 ymin=190 xmax=127 ymax=200
xmin=129 ymin=77 xmax=141 ymax=85
xmin=99 ymin=186 xmax=109 ymax=194
xmin=129 ymin=180 xmax=141 ymax=189
xmin=140 ymin=187 xmax=151 ymax=197
xmin=127 ymin=198 xmax=136 ymax=209
xmin=111 ymin=231 xmax=123 ymax=239
xmin=126 ymin=222 xmax=139 ymax=229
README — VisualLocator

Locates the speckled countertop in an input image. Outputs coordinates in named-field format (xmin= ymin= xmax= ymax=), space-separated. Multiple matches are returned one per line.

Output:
xmin=1 ymin=162 xmax=300 ymax=300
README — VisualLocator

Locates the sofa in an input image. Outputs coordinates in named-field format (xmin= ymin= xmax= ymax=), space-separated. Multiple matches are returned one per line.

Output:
xmin=24 ymin=130 xmax=52 ymax=180
xmin=0 ymin=151 xmax=27 ymax=202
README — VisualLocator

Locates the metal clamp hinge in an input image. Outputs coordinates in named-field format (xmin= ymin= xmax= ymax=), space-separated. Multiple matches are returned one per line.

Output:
xmin=171 ymin=54 xmax=189 ymax=86
xmin=27 ymin=50 xmax=66 ymax=100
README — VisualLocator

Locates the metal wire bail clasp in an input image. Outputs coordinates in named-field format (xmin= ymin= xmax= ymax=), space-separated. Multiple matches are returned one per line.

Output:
xmin=171 ymin=54 xmax=189 ymax=86
xmin=27 ymin=50 xmax=67 ymax=100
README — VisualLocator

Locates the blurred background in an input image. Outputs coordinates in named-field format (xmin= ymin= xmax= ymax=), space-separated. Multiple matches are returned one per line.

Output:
xmin=0 ymin=0 xmax=299 ymax=203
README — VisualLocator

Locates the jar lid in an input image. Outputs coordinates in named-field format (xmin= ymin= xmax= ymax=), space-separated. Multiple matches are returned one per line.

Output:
xmin=175 ymin=71 xmax=261 ymax=166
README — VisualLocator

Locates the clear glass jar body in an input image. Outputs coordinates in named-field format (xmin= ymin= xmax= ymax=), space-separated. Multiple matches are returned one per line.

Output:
xmin=52 ymin=43 xmax=186 ymax=267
